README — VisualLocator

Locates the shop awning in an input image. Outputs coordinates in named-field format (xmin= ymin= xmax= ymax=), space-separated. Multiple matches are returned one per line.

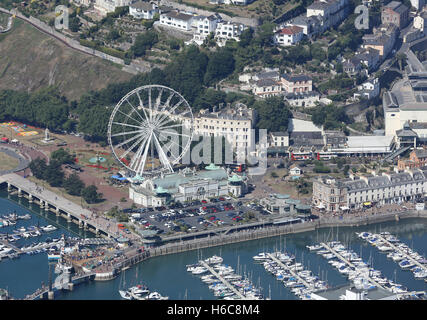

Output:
xmin=316 ymin=203 xmax=325 ymax=209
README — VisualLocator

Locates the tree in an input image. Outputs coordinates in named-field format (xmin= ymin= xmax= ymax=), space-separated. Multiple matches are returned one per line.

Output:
xmin=253 ymin=22 xmax=275 ymax=47
xmin=29 ymin=158 xmax=47 ymax=180
xmin=204 ymin=48 xmax=235 ymax=86
xmin=396 ymin=53 xmax=407 ymax=71
xmin=51 ymin=148 xmax=74 ymax=165
xmin=193 ymin=89 xmax=226 ymax=111
xmin=82 ymin=185 xmax=103 ymax=203
xmin=365 ymin=110 xmax=374 ymax=130
xmin=45 ymin=160 xmax=64 ymax=187
xmin=63 ymin=173 xmax=85 ymax=196
xmin=166 ymin=45 xmax=208 ymax=104
xmin=238 ymin=28 xmax=253 ymax=48
xmin=131 ymin=31 xmax=158 ymax=57
xmin=253 ymin=96 xmax=291 ymax=132
xmin=69 ymin=17 xmax=81 ymax=32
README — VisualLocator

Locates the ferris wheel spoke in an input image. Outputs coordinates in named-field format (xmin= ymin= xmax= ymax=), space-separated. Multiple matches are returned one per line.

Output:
xmin=129 ymin=134 xmax=150 ymax=170
xmin=152 ymin=133 xmax=173 ymax=172
xmin=112 ymin=122 xmax=146 ymax=130
xmin=148 ymin=87 xmax=153 ymax=122
xmin=113 ymin=131 xmax=146 ymax=150
xmin=161 ymin=92 xmax=175 ymax=112
xmin=111 ymin=128 xmax=145 ymax=138
xmin=160 ymin=136 xmax=183 ymax=158
xmin=152 ymin=92 xmax=176 ymax=125
xmin=125 ymin=98 xmax=147 ymax=123
xmin=115 ymin=107 xmax=144 ymax=126
xmin=160 ymin=141 xmax=181 ymax=163
xmin=136 ymin=91 xmax=151 ymax=121
xmin=154 ymin=99 xmax=184 ymax=128
xmin=136 ymin=132 xmax=153 ymax=175
xmin=154 ymin=88 xmax=163 ymax=112
xmin=118 ymin=134 xmax=148 ymax=161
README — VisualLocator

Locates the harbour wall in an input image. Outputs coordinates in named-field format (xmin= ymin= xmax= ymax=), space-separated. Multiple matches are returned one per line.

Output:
xmin=147 ymin=210 xmax=427 ymax=257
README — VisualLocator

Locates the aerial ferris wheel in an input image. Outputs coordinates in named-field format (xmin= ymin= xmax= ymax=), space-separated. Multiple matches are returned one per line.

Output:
xmin=107 ymin=85 xmax=194 ymax=177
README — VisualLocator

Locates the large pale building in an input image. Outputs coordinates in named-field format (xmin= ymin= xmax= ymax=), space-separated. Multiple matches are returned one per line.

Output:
xmin=383 ymin=50 xmax=427 ymax=139
xmin=129 ymin=166 xmax=247 ymax=206
xmin=170 ymin=103 xmax=256 ymax=157
xmin=129 ymin=1 xmax=159 ymax=20
xmin=313 ymin=169 xmax=427 ymax=212
xmin=159 ymin=10 xmax=194 ymax=31
xmin=95 ymin=0 xmax=132 ymax=15
xmin=215 ymin=21 xmax=246 ymax=46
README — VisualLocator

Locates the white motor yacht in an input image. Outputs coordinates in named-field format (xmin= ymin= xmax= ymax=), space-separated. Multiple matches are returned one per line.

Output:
xmin=204 ymin=255 xmax=223 ymax=265
xmin=253 ymin=252 xmax=269 ymax=261
xmin=119 ymin=290 xmax=132 ymax=300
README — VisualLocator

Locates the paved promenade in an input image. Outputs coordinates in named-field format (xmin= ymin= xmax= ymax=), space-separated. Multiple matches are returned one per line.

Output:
xmin=0 ymin=173 xmax=138 ymax=240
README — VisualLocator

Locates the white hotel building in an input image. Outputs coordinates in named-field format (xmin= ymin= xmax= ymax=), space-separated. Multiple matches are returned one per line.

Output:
xmin=159 ymin=10 xmax=194 ymax=31
xmin=170 ymin=104 xmax=256 ymax=155
xmin=215 ymin=21 xmax=247 ymax=46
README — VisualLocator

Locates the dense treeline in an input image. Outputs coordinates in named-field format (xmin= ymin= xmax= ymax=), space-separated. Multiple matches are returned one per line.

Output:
xmin=0 ymin=88 xmax=69 ymax=132
xmin=29 ymin=149 xmax=102 ymax=203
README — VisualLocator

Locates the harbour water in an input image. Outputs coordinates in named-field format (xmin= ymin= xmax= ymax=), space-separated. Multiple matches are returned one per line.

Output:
xmin=0 ymin=190 xmax=426 ymax=300
xmin=0 ymin=189 xmax=93 ymax=299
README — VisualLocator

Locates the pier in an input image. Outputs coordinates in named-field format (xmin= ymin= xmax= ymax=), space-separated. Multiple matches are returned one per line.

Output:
xmin=24 ymin=272 xmax=95 ymax=300
xmin=375 ymin=234 xmax=427 ymax=273
xmin=266 ymin=253 xmax=314 ymax=290
xmin=198 ymin=260 xmax=247 ymax=300
xmin=0 ymin=173 xmax=118 ymax=239
xmin=320 ymin=242 xmax=386 ymax=290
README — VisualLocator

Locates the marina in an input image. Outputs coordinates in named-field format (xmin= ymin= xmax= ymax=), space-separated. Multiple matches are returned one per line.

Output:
xmin=188 ymin=256 xmax=265 ymax=300
xmin=357 ymin=232 xmax=427 ymax=282
xmin=254 ymin=251 xmax=328 ymax=299
xmin=316 ymin=240 xmax=424 ymax=296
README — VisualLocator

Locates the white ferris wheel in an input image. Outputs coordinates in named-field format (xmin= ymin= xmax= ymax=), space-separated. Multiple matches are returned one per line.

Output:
xmin=107 ymin=85 xmax=194 ymax=177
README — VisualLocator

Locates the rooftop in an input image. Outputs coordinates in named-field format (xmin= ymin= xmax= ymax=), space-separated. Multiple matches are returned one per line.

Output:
xmin=276 ymin=26 xmax=304 ymax=35
xmin=130 ymin=1 xmax=156 ymax=10
xmin=163 ymin=10 xmax=194 ymax=21
xmin=281 ymin=73 xmax=312 ymax=83
xmin=288 ymin=118 xmax=322 ymax=133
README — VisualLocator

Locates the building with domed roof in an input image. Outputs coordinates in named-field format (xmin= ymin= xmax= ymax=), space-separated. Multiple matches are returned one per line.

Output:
xmin=128 ymin=166 xmax=247 ymax=206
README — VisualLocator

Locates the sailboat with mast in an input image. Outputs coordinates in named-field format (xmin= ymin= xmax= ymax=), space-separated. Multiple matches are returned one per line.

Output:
xmin=118 ymin=271 xmax=132 ymax=300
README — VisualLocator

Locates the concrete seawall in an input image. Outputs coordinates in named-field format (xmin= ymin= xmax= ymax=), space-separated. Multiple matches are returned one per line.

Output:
xmin=147 ymin=210 xmax=427 ymax=257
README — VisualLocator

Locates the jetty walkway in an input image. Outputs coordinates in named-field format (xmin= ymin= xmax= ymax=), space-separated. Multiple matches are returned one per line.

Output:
xmin=199 ymin=260 xmax=247 ymax=300
xmin=320 ymin=242 xmax=386 ymax=290
xmin=266 ymin=253 xmax=314 ymax=290
xmin=376 ymin=234 xmax=427 ymax=273
xmin=24 ymin=273 xmax=95 ymax=300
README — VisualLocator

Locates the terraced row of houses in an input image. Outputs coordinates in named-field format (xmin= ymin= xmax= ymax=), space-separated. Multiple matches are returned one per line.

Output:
xmin=313 ymin=168 xmax=427 ymax=212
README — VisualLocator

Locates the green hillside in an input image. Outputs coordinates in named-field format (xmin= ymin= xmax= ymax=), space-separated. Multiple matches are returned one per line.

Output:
xmin=0 ymin=16 xmax=133 ymax=100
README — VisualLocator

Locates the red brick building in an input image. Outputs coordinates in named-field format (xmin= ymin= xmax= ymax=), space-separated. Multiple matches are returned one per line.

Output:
xmin=398 ymin=149 xmax=427 ymax=170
